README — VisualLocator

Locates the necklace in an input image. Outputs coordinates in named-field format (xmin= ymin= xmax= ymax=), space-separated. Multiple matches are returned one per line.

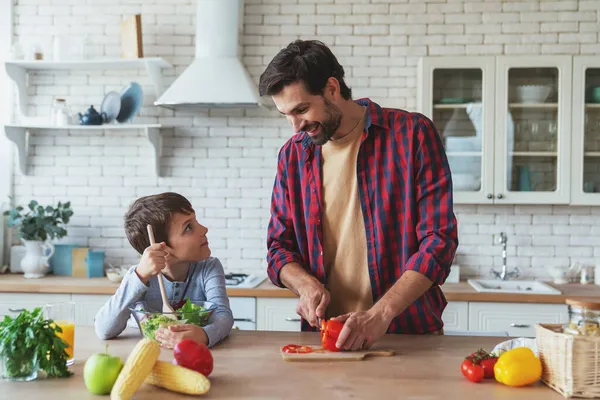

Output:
xmin=336 ymin=107 xmax=366 ymax=140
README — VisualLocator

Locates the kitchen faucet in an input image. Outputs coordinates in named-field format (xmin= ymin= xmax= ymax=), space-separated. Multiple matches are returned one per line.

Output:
xmin=491 ymin=232 xmax=520 ymax=280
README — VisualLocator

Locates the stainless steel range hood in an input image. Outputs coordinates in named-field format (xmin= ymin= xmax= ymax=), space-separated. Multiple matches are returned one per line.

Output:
xmin=154 ymin=0 xmax=260 ymax=109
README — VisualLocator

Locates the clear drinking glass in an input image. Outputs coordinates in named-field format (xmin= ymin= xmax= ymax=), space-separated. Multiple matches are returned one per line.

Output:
xmin=44 ymin=302 xmax=76 ymax=366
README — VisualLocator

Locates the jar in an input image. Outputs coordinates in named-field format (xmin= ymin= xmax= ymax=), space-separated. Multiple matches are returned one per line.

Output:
xmin=49 ymin=98 xmax=72 ymax=126
xmin=564 ymin=298 xmax=600 ymax=336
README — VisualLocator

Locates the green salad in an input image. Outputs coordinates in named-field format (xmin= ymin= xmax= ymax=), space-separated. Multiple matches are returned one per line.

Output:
xmin=139 ymin=299 xmax=210 ymax=340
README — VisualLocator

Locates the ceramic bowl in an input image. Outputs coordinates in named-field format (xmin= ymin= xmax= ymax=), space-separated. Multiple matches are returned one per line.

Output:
xmin=100 ymin=91 xmax=121 ymax=124
xmin=106 ymin=266 xmax=128 ymax=282
xmin=515 ymin=85 xmax=552 ymax=103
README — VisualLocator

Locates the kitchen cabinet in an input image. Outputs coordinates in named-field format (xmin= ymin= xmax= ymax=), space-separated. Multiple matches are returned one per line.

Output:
xmin=71 ymin=294 xmax=111 ymax=327
xmin=468 ymin=302 xmax=568 ymax=338
xmin=571 ymin=56 xmax=600 ymax=205
xmin=0 ymin=293 xmax=70 ymax=319
xmin=230 ymin=296 xmax=256 ymax=331
xmin=418 ymin=56 xmax=573 ymax=204
xmin=256 ymin=298 xmax=301 ymax=332
xmin=441 ymin=301 xmax=468 ymax=331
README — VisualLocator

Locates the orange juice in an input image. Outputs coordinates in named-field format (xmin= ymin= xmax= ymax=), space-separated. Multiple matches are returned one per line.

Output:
xmin=54 ymin=320 xmax=75 ymax=360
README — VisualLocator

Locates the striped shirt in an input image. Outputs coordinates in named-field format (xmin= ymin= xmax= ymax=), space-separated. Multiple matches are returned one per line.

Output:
xmin=266 ymin=98 xmax=458 ymax=333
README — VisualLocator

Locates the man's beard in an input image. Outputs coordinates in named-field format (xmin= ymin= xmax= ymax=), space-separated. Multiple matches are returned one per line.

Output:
xmin=305 ymin=98 xmax=342 ymax=146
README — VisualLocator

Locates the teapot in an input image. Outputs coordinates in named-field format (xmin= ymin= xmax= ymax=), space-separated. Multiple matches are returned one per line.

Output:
xmin=78 ymin=105 xmax=104 ymax=125
xmin=549 ymin=263 xmax=580 ymax=285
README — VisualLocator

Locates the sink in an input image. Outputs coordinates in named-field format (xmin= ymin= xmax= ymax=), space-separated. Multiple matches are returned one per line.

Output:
xmin=467 ymin=279 xmax=561 ymax=295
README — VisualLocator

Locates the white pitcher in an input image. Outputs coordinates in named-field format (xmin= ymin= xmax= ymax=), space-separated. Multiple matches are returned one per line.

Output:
xmin=21 ymin=239 xmax=55 ymax=279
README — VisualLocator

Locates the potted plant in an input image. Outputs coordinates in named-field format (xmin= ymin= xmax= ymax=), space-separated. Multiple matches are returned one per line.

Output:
xmin=3 ymin=200 xmax=73 ymax=278
xmin=0 ymin=308 xmax=72 ymax=381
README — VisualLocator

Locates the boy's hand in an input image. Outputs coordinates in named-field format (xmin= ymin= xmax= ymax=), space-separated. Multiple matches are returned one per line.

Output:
xmin=155 ymin=324 xmax=209 ymax=349
xmin=135 ymin=242 xmax=171 ymax=284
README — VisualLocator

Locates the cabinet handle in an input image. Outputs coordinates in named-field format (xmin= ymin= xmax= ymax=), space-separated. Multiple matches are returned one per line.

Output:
xmin=497 ymin=193 xmax=504 ymax=199
xmin=487 ymin=193 xmax=493 ymax=199
xmin=510 ymin=323 xmax=530 ymax=328
xmin=285 ymin=317 xmax=302 ymax=322
xmin=8 ymin=308 xmax=24 ymax=313
xmin=233 ymin=318 xmax=255 ymax=323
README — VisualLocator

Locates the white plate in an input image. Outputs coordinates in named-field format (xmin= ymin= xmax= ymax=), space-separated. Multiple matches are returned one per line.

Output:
xmin=100 ymin=91 xmax=121 ymax=123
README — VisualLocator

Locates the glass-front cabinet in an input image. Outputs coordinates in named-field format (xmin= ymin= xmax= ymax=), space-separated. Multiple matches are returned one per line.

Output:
xmin=495 ymin=56 xmax=571 ymax=204
xmin=418 ymin=57 xmax=496 ymax=204
xmin=572 ymin=56 xmax=600 ymax=205
xmin=418 ymin=56 xmax=572 ymax=204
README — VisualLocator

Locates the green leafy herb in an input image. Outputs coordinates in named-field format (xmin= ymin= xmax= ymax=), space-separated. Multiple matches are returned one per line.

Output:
xmin=140 ymin=315 xmax=179 ymax=340
xmin=178 ymin=299 xmax=208 ymax=326
xmin=3 ymin=200 xmax=73 ymax=241
xmin=0 ymin=308 xmax=72 ymax=378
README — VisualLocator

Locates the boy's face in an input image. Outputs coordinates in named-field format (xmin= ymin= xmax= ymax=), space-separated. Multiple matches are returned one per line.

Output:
xmin=167 ymin=211 xmax=211 ymax=263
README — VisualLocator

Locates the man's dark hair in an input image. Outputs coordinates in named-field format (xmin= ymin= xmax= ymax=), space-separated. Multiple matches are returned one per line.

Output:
xmin=258 ymin=40 xmax=352 ymax=100
xmin=124 ymin=192 xmax=193 ymax=254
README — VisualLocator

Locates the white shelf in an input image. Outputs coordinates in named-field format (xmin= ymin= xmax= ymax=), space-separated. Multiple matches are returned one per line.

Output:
xmin=4 ymin=124 xmax=163 ymax=177
xmin=510 ymin=151 xmax=557 ymax=157
xmin=508 ymin=103 xmax=558 ymax=109
xmin=4 ymin=58 xmax=172 ymax=116
xmin=584 ymin=152 xmax=600 ymax=157
xmin=445 ymin=151 xmax=482 ymax=157
xmin=433 ymin=103 xmax=481 ymax=109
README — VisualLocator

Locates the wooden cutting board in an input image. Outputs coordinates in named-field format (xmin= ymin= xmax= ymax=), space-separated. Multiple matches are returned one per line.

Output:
xmin=281 ymin=346 xmax=395 ymax=362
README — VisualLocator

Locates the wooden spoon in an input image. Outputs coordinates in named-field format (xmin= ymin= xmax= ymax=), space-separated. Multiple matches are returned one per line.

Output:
xmin=147 ymin=224 xmax=177 ymax=319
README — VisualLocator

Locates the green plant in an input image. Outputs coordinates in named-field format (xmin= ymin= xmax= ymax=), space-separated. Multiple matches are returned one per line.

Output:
xmin=3 ymin=200 xmax=73 ymax=241
xmin=0 ymin=307 xmax=72 ymax=378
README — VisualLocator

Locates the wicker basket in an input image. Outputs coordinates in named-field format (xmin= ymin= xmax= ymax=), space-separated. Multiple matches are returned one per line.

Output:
xmin=536 ymin=323 xmax=600 ymax=398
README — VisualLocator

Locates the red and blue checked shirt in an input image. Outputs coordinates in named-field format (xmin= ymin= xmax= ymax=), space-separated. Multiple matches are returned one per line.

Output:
xmin=266 ymin=98 xmax=458 ymax=334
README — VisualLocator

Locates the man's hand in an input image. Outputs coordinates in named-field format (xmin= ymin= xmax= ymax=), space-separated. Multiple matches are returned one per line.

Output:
xmin=296 ymin=279 xmax=330 ymax=328
xmin=333 ymin=309 xmax=393 ymax=350
xmin=135 ymin=242 xmax=173 ymax=284
xmin=155 ymin=324 xmax=209 ymax=349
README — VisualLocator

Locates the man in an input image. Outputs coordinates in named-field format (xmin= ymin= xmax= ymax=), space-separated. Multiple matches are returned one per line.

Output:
xmin=260 ymin=40 xmax=458 ymax=351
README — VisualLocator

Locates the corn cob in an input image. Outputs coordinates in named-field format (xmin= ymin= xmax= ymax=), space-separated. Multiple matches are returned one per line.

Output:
xmin=146 ymin=360 xmax=211 ymax=395
xmin=110 ymin=338 xmax=161 ymax=400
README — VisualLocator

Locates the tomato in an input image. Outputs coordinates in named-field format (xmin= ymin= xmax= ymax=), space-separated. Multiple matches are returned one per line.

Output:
xmin=282 ymin=344 xmax=313 ymax=354
xmin=320 ymin=319 xmax=344 ymax=352
xmin=480 ymin=357 xmax=498 ymax=379
xmin=173 ymin=339 xmax=214 ymax=376
xmin=466 ymin=364 xmax=485 ymax=383
xmin=461 ymin=360 xmax=471 ymax=378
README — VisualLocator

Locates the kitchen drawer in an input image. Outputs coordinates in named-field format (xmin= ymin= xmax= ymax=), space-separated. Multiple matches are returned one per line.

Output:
xmin=0 ymin=293 xmax=71 ymax=318
xmin=230 ymin=297 xmax=256 ymax=331
xmin=442 ymin=301 xmax=468 ymax=331
xmin=468 ymin=302 xmax=569 ymax=337
xmin=71 ymin=294 xmax=111 ymax=327
xmin=256 ymin=298 xmax=300 ymax=332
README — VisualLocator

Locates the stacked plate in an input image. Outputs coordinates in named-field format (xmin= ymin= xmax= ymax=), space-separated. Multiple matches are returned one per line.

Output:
xmin=100 ymin=81 xmax=144 ymax=124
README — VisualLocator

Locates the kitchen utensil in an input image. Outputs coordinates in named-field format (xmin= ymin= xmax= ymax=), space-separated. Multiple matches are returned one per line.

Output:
xmin=78 ymin=105 xmax=103 ymax=125
xmin=116 ymin=81 xmax=143 ymax=123
xmin=100 ymin=91 xmax=121 ymax=123
xmin=515 ymin=85 xmax=551 ymax=103
xmin=147 ymin=224 xmax=177 ymax=319
xmin=280 ymin=346 xmax=394 ymax=362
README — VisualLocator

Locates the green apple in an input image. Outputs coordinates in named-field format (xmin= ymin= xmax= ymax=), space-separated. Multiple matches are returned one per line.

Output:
xmin=84 ymin=345 xmax=124 ymax=395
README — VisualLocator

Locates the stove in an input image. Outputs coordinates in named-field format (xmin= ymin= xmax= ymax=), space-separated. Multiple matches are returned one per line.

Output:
xmin=224 ymin=273 xmax=266 ymax=288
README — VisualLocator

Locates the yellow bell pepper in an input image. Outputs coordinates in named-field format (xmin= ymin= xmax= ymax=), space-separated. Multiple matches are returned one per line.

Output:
xmin=494 ymin=347 xmax=542 ymax=387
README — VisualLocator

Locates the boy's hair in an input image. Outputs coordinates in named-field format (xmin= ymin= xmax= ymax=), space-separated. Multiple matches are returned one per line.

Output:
xmin=124 ymin=192 xmax=194 ymax=255
xmin=258 ymin=39 xmax=352 ymax=100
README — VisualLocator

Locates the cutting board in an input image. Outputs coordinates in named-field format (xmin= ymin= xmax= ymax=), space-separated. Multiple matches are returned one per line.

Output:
xmin=281 ymin=346 xmax=395 ymax=362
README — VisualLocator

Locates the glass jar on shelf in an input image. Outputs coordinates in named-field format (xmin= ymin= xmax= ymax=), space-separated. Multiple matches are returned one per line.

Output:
xmin=563 ymin=298 xmax=600 ymax=336
xmin=49 ymin=98 xmax=73 ymax=126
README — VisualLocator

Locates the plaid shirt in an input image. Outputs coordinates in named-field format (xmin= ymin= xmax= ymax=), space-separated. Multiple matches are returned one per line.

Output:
xmin=266 ymin=98 xmax=458 ymax=333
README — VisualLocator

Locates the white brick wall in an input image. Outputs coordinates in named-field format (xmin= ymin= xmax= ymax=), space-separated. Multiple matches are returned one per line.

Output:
xmin=7 ymin=0 xmax=600 ymax=279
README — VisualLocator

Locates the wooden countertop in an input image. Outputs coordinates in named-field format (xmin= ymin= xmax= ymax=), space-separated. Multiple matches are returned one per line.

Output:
xmin=0 ymin=274 xmax=599 ymax=303
xmin=0 ymin=326 xmax=563 ymax=399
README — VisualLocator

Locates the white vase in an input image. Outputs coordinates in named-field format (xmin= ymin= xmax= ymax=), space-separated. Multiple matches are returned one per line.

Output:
xmin=20 ymin=239 xmax=55 ymax=279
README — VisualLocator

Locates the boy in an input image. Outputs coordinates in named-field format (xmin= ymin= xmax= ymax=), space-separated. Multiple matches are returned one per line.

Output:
xmin=95 ymin=192 xmax=234 ymax=348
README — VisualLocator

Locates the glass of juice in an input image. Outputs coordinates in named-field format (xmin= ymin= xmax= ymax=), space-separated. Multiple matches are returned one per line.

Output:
xmin=44 ymin=302 xmax=75 ymax=366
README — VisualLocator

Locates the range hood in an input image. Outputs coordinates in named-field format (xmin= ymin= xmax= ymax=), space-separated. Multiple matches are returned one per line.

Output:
xmin=154 ymin=0 xmax=261 ymax=109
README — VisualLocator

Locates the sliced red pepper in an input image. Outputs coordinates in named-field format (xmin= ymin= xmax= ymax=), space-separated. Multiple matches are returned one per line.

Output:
xmin=282 ymin=344 xmax=313 ymax=354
